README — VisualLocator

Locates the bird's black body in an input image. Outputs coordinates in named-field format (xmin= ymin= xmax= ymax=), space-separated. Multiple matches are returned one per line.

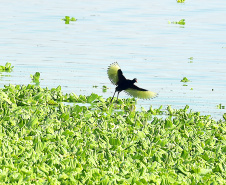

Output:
xmin=116 ymin=70 xmax=135 ymax=91
xmin=107 ymin=62 xmax=157 ymax=102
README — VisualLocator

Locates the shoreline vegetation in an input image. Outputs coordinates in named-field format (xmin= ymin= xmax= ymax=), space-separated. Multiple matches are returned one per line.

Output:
xmin=0 ymin=82 xmax=226 ymax=184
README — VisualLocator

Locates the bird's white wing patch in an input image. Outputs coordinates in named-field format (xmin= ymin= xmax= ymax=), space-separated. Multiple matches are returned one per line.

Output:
xmin=125 ymin=88 xmax=158 ymax=99
xmin=107 ymin=62 xmax=120 ymax=85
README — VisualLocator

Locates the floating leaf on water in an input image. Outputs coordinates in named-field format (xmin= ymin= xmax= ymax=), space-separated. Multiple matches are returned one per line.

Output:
xmin=217 ymin=104 xmax=225 ymax=109
xmin=177 ymin=0 xmax=185 ymax=3
xmin=30 ymin=72 xmax=40 ymax=84
xmin=70 ymin=17 xmax=77 ymax=21
xmin=188 ymin=57 xmax=194 ymax=63
xmin=180 ymin=77 xmax=190 ymax=82
xmin=62 ymin=16 xmax=77 ymax=24
xmin=102 ymin=85 xmax=109 ymax=93
xmin=169 ymin=19 xmax=185 ymax=25
xmin=0 ymin=62 xmax=14 ymax=72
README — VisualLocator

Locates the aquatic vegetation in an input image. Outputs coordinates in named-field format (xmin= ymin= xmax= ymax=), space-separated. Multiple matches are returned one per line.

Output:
xmin=0 ymin=83 xmax=226 ymax=184
xmin=181 ymin=77 xmax=190 ymax=82
xmin=177 ymin=0 xmax=185 ymax=3
xmin=217 ymin=104 xmax=225 ymax=109
xmin=0 ymin=62 xmax=14 ymax=72
xmin=102 ymin=85 xmax=108 ymax=92
xmin=62 ymin=16 xmax=77 ymax=24
xmin=223 ymin=113 xmax=226 ymax=120
xmin=168 ymin=19 xmax=185 ymax=25
xmin=30 ymin=72 xmax=40 ymax=84
xmin=188 ymin=57 xmax=193 ymax=63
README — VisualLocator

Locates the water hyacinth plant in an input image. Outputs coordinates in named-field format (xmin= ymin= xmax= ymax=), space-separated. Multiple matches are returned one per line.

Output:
xmin=181 ymin=77 xmax=190 ymax=83
xmin=168 ymin=19 xmax=185 ymax=25
xmin=0 ymin=62 xmax=14 ymax=72
xmin=62 ymin=16 xmax=77 ymax=24
xmin=188 ymin=57 xmax=194 ymax=63
xmin=177 ymin=0 xmax=185 ymax=3
xmin=30 ymin=72 xmax=40 ymax=84
xmin=0 ymin=82 xmax=226 ymax=184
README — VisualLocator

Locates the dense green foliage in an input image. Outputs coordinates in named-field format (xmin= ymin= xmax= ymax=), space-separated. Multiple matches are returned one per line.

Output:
xmin=0 ymin=84 xmax=226 ymax=184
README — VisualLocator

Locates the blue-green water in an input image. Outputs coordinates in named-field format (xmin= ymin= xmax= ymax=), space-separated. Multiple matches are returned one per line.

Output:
xmin=1 ymin=0 xmax=226 ymax=120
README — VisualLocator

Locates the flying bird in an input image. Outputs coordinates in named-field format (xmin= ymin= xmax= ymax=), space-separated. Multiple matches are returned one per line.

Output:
xmin=107 ymin=62 xmax=157 ymax=102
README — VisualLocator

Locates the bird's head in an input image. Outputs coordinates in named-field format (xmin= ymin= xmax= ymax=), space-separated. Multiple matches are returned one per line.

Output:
xmin=133 ymin=78 xmax=137 ymax=83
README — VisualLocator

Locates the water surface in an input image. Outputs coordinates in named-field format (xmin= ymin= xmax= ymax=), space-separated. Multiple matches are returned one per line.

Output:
xmin=1 ymin=0 xmax=226 ymax=120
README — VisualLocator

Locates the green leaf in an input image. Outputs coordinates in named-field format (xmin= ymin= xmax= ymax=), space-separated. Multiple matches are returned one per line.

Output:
xmin=109 ymin=137 xmax=121 ymax=146
xmin=47 ymin=99 xmax=58 ymax=105
xmin=0 ymin=62 xmax=14 ymax=72
xmin=31 ymin=72 xmax=40 ymax=84
xmin=87 ymin=93 xmax=99 ymax=103
xmin=180 ymin=77 xmax=190 ymax=82
xmin=26 ymin=116 xmax=39 ymax=128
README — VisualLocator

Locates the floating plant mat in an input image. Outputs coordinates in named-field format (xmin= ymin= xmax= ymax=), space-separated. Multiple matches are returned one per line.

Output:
xmin=0 ymin=83 xmax=226 ymax=184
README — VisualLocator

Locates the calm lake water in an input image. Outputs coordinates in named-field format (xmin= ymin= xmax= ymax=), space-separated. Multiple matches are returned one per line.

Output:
xmin=1 ymin=0 xmax=226 ymax=120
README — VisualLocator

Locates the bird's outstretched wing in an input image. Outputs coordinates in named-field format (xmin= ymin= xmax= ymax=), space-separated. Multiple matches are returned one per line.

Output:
xmin=117 ymin=69 xmax=126 ymax=83
xmin=125 ymin=84 xmax=157 ymax=99
xmin=107 ymin=62 xmax=126 ymax=85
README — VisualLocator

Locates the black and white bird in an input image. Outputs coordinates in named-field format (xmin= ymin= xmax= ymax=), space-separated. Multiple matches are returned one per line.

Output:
xmin=107 ymin=62 xmax=157 ymax=102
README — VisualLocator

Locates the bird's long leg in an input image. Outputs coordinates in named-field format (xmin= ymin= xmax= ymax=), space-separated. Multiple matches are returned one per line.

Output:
xmin=116 ymin=91 xmax=120 ymax=101
xmin=110 ymin=89 xmax=117 ymax=102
